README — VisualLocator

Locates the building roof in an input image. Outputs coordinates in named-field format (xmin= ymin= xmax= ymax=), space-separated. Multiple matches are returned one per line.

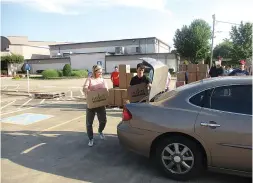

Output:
xmin=105 ymin=52 xmax=175 ymax=57
xmin=49 ymin=37 xmax=170 ymax=48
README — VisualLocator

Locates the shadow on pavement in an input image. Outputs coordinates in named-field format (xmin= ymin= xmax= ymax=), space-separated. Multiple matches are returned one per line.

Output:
xmin=1 ymin=130 xmax=251 ymax=183
xmin=1 ymin=131 xmax=155 ymax=183
xmin=14 ymin=103 xmax=87 ymax=109
xmin=13 ymin=103 xmax=123 ymax=113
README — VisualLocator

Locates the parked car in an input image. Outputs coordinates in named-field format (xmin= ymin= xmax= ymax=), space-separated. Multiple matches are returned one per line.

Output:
xmin=117 ymin=58 xmax=252 ymax=181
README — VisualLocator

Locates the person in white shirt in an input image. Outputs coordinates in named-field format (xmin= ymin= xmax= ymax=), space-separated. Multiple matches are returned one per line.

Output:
xmin=165 ymin=71 xmax=171 ymax=92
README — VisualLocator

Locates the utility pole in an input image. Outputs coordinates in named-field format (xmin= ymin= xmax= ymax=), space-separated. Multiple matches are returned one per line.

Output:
xmin=210 ymin=14 xmax=216 ymax=68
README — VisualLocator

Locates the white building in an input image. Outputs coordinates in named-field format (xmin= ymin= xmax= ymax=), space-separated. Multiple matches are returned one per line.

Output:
xmin=26 ymin=37 xmax=178 ymax=74
xmin=1 ymin=36 xmax=69 ymax=59
xmin=49 ymin=37 xmax=170 ymax=57
xmin=1 ymin=36 xmax=69 ymax=75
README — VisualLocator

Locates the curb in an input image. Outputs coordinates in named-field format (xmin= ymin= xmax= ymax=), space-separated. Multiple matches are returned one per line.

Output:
xmin=2 ymin=93 xmax=32 ymax=97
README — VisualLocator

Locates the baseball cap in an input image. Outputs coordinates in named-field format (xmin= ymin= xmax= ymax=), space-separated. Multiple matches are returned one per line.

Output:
xmin=239 ymin=60 xmax=246 ymax=65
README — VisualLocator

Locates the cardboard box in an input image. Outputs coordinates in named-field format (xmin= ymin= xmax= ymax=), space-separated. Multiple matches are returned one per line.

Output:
xmin=197 ymin=72 xmax=208 ymax=80
xmin=198 ymin=64 xmax=209 ymax=73
xmin=188 ymin=72 xmax=197 ymax=83
xmin=108 ymin=88 xmax=115 ymax=105
xmin=126 ymin=73 xmax=136 ymax=87
xmin=87 ymin=88 xmax=109 ymax=109
xmin=187 ymin=64 xmax=198 ymax=72
xmin=113 ymin=89 xmax=128 ymax=106
xmin=176 ymin=81 xmax=185 ymax=88
xmin=121 ymin=89 xmax=128 ymax=99
xmin=177 ymin=71 xmax=186 ymax=81
xmin=127 ymin=83 xmax=149 ymax=103
xmin=114 ymin=89 xmax=122 ymax=106
xmin=179 ymin=64 xmax=187 ymax=72
xmin=119 ymin=64 xmax=130 ymax=74
xmin=126 ymin=73 xmax=132 ymax=87
xmin=119 ymin=73 xmax=127 ymax=89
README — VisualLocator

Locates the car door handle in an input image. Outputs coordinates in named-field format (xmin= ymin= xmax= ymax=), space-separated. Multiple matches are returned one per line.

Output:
xmin=200 ymin=122 xmax=221 ymax=128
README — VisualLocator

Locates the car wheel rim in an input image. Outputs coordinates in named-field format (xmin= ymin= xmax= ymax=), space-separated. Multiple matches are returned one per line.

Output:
xmin=161 ymin=143 xmax=194 ymax=174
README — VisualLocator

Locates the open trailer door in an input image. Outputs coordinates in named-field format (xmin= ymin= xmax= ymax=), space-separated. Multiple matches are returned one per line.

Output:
xmin=139 ymin=57 xmax=168 ymax=102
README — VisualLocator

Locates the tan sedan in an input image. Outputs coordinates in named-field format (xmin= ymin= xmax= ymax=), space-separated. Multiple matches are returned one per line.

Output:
xmin=117 ymin=76 xmax=252 ymax=181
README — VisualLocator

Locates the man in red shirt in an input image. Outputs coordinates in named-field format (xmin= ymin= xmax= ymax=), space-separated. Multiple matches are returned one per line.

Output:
xmin=111 ymin=66 xmax=119 ymax=88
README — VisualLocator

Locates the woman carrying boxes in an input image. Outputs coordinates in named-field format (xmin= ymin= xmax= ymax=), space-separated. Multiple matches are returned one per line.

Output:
xmin=83 ymin=65 xmax=108 ymax=147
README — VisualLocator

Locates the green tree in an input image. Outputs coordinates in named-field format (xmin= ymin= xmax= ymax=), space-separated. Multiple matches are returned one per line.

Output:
xmin=230 ymin=22 xmax=252 ymax=61
xmin=63 ymin=64 xmax=72 ymax=76
xmin=1 ymin=54 xmax=24 ymax=64
xmin=170 ymin=49 xmax=178 ymax=54
xmin=213 ymin=39 xmax=233 ymax=59
xmin=173 ymin=19 xmax=211 ymax=62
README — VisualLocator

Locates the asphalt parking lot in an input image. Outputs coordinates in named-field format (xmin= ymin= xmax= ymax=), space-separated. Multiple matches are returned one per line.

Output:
xmin=1 ymin=79 xmax=252 ymax=183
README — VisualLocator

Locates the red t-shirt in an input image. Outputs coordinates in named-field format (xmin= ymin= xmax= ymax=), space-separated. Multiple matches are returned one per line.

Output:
xmin=111 ymin=71 xmax=119 ymax=86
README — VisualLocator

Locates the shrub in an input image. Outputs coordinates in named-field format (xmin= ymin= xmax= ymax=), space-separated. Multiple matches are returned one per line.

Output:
xmin=63 ymin=64 xmax=72 ymax=76
xmin=71 ymin=70 xmax=88 ymax=77
xmin=12 ymin=75 xmax=21 ymax=80
xmin=57 ymin=70 xmax=63 ymax=77
xmin=42 ymin=69 xmax=59 ymax=79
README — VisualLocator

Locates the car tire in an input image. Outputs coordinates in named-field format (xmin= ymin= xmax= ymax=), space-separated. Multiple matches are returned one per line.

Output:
xmin=155 ymin=136 xmax=205 ymax=181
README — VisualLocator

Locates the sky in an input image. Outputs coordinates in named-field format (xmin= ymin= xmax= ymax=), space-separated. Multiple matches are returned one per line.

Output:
xmin=1 ymin=0 xmax=253 ymax=48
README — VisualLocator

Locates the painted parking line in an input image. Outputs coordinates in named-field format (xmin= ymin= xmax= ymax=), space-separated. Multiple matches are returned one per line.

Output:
xmin=0 ymin=100 xmax=16 ymax=110
xmin=19 ymin=99 xmax=33 ymax=108
xmin=80 ymin=89 xmax=84 ymax=95
xmin=32 ymin=115 xmax=84 ymax=136
xmin=40 ymin=99 xmax=45 ymax=104
xmin=21 ymin=143 xmax=46 ymax=154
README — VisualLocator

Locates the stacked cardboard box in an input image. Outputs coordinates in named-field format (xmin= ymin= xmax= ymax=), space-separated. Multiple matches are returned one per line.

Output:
xmin=176 ymin=71 xmax=186 ymax=87
xmin=109 ymin=88 xmax=128 ymax=106
xmin=187 ymin=64 xmax=198 ymax=83
xmin=108 ymin=89 xmax=115 ymax=106
xmin=179 ymin=64 xmax=187 ymax=72
xmin=108 ymin=64 xmax=135 ymax=107
xmin=119 ymin=64 xmax=130 ymax=89
xmin=176 ymin=64 xmax=187 ymax=87
xmin=176 ymin=63 xmax=209 ymax=87
xmin=197 ymin=64 xmax=209 ymax=80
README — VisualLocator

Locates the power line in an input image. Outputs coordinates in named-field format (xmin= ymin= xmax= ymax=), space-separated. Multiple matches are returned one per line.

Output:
xmin=216 ymin=20 xmax=241 ymax=26
xmin=210 ymin=14 xmax=216 ymax=68
xmin=210 ymin=15 xmax=242 ymax=67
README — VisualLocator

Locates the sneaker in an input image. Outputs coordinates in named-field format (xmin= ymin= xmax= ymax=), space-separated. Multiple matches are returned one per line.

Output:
xmin=99 ymin=132 xmax=105 ymax=140
xmin=88 ymin=139 xmax=94 ymax=147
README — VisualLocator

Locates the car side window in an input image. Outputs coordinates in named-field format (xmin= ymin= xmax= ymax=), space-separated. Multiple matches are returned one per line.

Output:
xmin=189 ymin=91 xmax=206 ymax=107
xmin=210 ymin=85 xmax=252 ymax=115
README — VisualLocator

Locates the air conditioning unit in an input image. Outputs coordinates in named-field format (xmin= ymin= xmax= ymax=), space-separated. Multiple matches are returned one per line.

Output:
xmin=115 ymin=47 xmax=125 ymax=55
